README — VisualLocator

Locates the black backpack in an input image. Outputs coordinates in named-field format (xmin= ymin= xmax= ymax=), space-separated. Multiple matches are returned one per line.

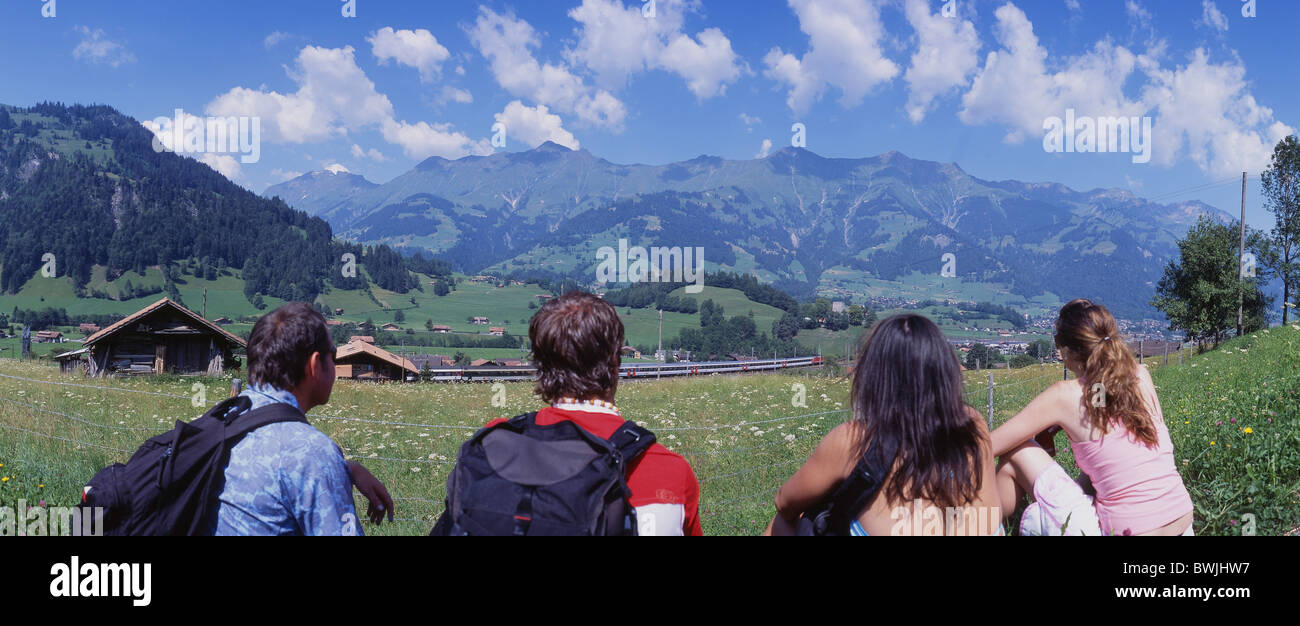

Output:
xmin=797 ymin=437 xmax=898 ymax=536
xmin=431 ymin=412 xmax=656 ymax=536
xmin=79 ymin=395 xmax=307 ymax=536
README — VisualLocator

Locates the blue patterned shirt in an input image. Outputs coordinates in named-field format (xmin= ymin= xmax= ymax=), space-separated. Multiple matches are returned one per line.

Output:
xmin=211 ymin=384 xmax=362 ymax=536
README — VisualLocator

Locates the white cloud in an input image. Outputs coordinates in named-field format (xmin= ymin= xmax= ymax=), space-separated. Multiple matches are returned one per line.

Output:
xmin=1140 ymin=49 xmax=1294 ymax=176
xmin=351 ymin=144 xmax=386 ymax=161
xmin=739 ymin=112 xmax=761 ymax=131
xmin=206 ymin=45 xmax=488 ymax=160
xmin=264 ymin=31 xmax=290 ymax=49
xmin=1200 ymin=0 xmax=1229 ymax=32
xmin=956 ymin=2 xmax=1292 ymax=178
xmin=323 ymin=163 xmax=349 ymax=174
xmin=1065 ymin=0 xmax=1081 ymax=13
xmin=380 ymin=119 xmax=493 ymax=160
xmin=763 ymin=0 xmax=899 ymax=114
xmin=368 ymin=27 xmax=451 ymax=82
xmin=960 ymin=3 xmax=1143 ymax=144
xmin=72 ymin=26 xmax=136 ymax=67
xmin=270 ymin=168 xmax=303 ymax=181
xmin=439 ymin=86 xmax=473 ymax=105
xmin=902 ymin=0 xmax=981 ymax=123
xmin=756 ymin=138 xmax=773 ymax=158
xmin=565 ymin=0 xmax=743 ymax=99
xmin=466 ymin=6 xmax=627 ymax=130
xmin=199 ymin=154 xmax=242 ymax=181
xmin=494 ymin=101 xmax=580 ymax=150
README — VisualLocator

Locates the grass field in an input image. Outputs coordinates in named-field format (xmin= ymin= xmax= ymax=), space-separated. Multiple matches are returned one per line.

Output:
xmin=1 ymin=325 xmax=1296 ymax=536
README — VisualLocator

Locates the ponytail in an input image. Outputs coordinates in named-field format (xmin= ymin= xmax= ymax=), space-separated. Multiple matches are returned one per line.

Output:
xmin=1056 ymin=300 xmax=1158 ymax=446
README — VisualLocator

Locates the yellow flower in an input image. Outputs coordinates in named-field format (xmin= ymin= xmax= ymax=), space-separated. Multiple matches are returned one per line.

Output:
xmin=1184 ymin=420 xmax=1189 ymax=425
xmin=1210 ymin=441 xmax=1216 ymax=446
xmin=0 ymin=477 xmax=7 ymax=483
xmin=38 ymin=484 xmax=44 ymax=488
xmin=1243 ymin=427 xmax=1253 ymax=434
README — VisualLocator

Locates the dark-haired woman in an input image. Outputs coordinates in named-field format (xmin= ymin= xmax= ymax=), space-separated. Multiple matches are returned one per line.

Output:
xmin=991 ymin=299 xmax=1194 ymax=536
xmin=763 ymin=314 xmax=1002 ymax=536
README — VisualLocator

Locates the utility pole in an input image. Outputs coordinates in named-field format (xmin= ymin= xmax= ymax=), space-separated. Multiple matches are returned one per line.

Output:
xmin=657 ymin=308 xmax=662 ymax=360
xmin=203 ymin=288 xmax=207 ymax=320
xmin=1238 ymin=171 xmax=1247 ymax=337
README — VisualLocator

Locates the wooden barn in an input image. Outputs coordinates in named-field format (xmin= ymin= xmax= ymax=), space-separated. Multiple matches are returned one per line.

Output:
xmin=82 ymin=298 xmax=245 ymax=377
xmin=335 ymin=340 xmax=419 ymax=382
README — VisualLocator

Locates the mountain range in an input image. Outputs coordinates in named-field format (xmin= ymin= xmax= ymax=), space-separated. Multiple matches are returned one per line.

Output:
xmin=266 ymin=142 xmax=1231 ymax=319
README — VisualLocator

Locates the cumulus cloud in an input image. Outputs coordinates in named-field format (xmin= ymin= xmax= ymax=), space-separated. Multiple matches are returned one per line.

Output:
xmin=467 ymin=7 xmax=626 ymax=130
xmin=72 ymin=26 xmax=136 ymax=67
xmin=368 ymin=27 xmax=451 ymax=82
xmin=756 ymin=138 xmax=773 ymax=158
xmin=140 ymin=111 xmax=245 ymax=181
xmin=956 ymin=2 xmax=1291 ymax=177
xmin=439 ymin=86 xmax=473 ymax=105
xmin=205 ymin=45 xmax=489 ymax=160
xmin=565 ymin=0 xmax=743 ymax=99
xmin=1200 ymin=0 xmax=1229 ymax=32
xmin=763 ymin=0 xmax=899 ymax=114
xmin=902 ymin=0 xmax=981 ymax=123
xmin=351 ymin=144 xmax=386 ymax=161
xmin=494 ymin=101 xmax=580 ymax=150
xmin=739 ymin=112 xmax=761 ymax=131
xmin=264 ymin=31 xmax=290 ymax=49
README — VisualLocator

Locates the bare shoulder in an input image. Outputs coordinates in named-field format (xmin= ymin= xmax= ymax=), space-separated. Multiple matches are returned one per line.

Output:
xmin=964 ymin=404 xmax=990 ymax=434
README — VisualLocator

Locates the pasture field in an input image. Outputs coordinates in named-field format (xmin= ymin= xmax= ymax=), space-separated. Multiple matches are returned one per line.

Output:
xmin=0 ymin=324 xmax=1296 ymax=536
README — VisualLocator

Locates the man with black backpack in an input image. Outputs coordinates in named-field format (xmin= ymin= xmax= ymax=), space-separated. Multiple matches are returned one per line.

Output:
xmin=81 ymin=302 xmax=394 ymax=535
xmin=432 ymin=291 xmax=702 ymax=536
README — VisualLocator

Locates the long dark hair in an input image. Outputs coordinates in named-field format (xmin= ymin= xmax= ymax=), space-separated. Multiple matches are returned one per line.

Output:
xmin=1053 ymin=299 xmax=1156 ymax=446
xmin=849 ymin=314 xmax=986 ymax=509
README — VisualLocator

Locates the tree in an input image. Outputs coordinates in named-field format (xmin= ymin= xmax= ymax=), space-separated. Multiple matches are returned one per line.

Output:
xmin=965 ymin=344 xmax=996 ymax=369
xmin=394 ymin=309 xmax=405 ymax=323
xmin=1027 ymin=339 xmax=1054 ymax=360
xmin=1262 ymin=135 xmax=1300 ymax=323
xmin=425 ymin=318 xmax=434 ymax=331
xmin=454 ymin=351 xmax=469 ymax=366
xmin=1152 ymin=216 xmax=1273 ymax=346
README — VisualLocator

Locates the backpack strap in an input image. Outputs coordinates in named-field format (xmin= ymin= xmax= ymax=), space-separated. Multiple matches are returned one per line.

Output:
xmin=608 ymin=420 xmax=656 ymax=462
xmin=224 ymin=401 xmax=309 ymax=441
xmin=826 ymin=436 xmax=898 ymax=532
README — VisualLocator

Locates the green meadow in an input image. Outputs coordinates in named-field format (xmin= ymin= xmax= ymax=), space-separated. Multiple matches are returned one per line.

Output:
xmin=1 ymin=323 xmax=1295 ymax=536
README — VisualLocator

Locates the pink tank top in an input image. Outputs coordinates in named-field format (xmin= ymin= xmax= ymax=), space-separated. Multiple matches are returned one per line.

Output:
xmin=1069 ymin=378 xmax=1193 ymax=535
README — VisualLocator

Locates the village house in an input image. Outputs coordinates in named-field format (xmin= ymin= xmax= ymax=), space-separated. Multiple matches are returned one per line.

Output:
xmin=348 ymin=335 xmax=375 ymax=344
xmin=334 ymin=340 xmax=419 ymax=382
xmin=78 ymin=323 xmax=100 ymax=334
xmin=35 ymin=330 xmax=65 ymax=343
xmin=429 ymin=324 xmax=451 ymax=333
xmin=488 ymin=326 xmax=505 ymax=336
xmin=68 ymin=298 xmax=244 ymax=377
xmin=380 ymin=323 xmax=401 ymax=331
xmin=472 ymin=316 xmax=489 ymax=325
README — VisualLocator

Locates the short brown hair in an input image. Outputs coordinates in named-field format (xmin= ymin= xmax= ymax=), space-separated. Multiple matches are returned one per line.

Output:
xmin=247 ymin=302 xmax=335 ymax=391
xmin=528 ymin=291 xmax=623 ymax=403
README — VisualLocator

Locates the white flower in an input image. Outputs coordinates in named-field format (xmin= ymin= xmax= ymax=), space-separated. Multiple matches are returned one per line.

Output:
xmin=784 ymin=434 xmax=796 ymax=443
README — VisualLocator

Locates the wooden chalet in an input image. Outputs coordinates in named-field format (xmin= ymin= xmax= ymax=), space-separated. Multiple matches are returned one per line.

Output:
xmin=335 ymin=340 xmax=419 ymax=382
xmin=81 ymin=298 xmax=245 ymax=377
xmin=488 ymin=326 xmax=505 ymax=336
xmin=380 ymin=322 xmax=401 ymax=331
xmin=349 ymin=335 xmax=375 ymax=344
xmin=429 ymin=324 xmax=451 ymax=333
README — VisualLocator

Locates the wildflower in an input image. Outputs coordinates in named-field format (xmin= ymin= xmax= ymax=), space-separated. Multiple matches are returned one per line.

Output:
xmin=1243 ymin=427 xmax=1253 ymax=434
xmin=1210 ymin=441 xmax=1216 ymax=446
xmin=38 ymin=500 xmax=46 ymax=507
xmin=1230 ymin=418 xmax=1236 ymax=424
xmin=1184 ymin=420 xmax=1189 ymax=425
xmin=0 ymin=477 xmax=7 ymax=483
xmin=38 ymin=484 xmax=44 ymax=489
xmin=1229 ymin=519 xmax=1238 ymax=526
xmin=1216 ymin=420 xmax=1222 ymax=426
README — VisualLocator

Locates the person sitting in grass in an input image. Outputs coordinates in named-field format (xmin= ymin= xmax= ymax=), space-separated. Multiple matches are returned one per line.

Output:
xmin=211 ymin=301 xmax=394 ymax=536
xmin=764 ymin=314 xmax=1002 ymax=536
xmin=991 ymin=299 xmax=1194 ymax=536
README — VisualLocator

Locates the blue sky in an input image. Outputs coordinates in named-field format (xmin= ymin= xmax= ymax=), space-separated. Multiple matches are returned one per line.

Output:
xmin=0 ymin=0 xmax=1295 ymax=230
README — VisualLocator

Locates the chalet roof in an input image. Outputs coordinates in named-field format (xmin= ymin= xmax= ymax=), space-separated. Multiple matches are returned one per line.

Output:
xmin=82 ymin=299 xmax=246 ymax=349
xmin=349 ymin=335 xmax=375 ymax=344
xmin=336 ymin=340 xmax=419 ymax=375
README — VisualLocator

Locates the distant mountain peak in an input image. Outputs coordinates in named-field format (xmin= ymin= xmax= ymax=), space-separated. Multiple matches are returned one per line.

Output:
xmin=534 ymin=140 xmax=574 ymax=152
